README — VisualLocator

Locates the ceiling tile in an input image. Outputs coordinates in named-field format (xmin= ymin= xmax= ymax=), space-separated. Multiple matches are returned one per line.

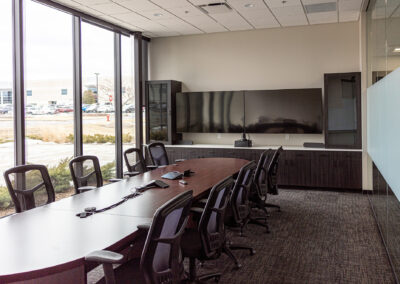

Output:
xmin=150 ymin=0 xmax=193 ymax=8
xmin=164 ymin=5 xmax=205 ymax=17
xmin=189 ymin=0 xmax=222 ymax=5
xmin=181 ymin=15 xmax=228 ymax=32
xmin=264 ymin=0 xmax=302 ymax=8
xmin=271 ymin=5 xmax=308 ymax=26
xmin=74 ymin=0 xmax=111 ymax=5
xmin=308 ymin=11 xmax=337 ymax=24
xmin=339 ymin=10 xmax=359 ymax=21
xmin=338 ymin=0 xmax=362 ymax=11
xmin=228 ymin=0 xmax=269 ymax=12
xmin=241 ymin=10 xmax=280 ymax=28
xmin=209 ymin=11 xmax=253 ymax=30
xmin=136 ymin=9 xmax=177 ymax=20
xmin=301 ymin=0 xmax=335 ymax=5
xmin=92 ymin=2 xmax=131 ymax=14
xmin=75 ymin=5 xmax=105 ymax=15
xmin=54 ymin=0 xmax=83 ymax=8
xmin=117 ymin=0 xmax=160 ymax=11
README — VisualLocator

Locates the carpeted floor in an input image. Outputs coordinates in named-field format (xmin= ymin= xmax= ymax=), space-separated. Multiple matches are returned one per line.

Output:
xmin=88 ymin=189 xmax=395 ymax=284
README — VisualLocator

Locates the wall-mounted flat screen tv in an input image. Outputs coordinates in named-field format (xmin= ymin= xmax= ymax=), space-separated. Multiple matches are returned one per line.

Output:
xmin=244 ymin=89 xmax=323 ymax=134
xmin=176 ymin=88 xmax=323 ymax=134
xmin=176 ymin=91 xmax=244 ymax=133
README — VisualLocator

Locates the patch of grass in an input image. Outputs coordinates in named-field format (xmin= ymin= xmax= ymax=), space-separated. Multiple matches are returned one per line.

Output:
xmin=66 ymin=133 xmax=133 ymax=144
xmin=0 ymin=186 xmax=12 ymax=209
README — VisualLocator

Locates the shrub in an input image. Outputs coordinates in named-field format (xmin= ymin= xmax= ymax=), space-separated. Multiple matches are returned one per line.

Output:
xmin=0 ymin=186 xmax=12 ymax=209
xmin=101 ymin=162 xmax=116 ymax=181
xmin=66 ymin=133 xmax=133 ymax=144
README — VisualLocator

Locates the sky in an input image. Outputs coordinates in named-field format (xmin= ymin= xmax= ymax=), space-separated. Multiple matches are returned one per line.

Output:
xmin=0 ymin=0 xmax=134 ymax=88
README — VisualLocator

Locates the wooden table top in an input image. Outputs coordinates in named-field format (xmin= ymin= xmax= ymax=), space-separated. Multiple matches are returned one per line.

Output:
xmin=0 ymin=158 xmax=248 ymax=282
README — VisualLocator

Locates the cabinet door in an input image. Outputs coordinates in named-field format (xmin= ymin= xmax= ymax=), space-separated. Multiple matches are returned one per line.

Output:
xmin=148 ymin=83 xmax=168 ymax=142
xmin=312 ymin=152 xmax=333 ymax=188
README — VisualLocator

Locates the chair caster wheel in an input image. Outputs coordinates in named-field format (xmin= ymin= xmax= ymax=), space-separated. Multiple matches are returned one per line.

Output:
xmin=214 ymin=276 xmax=221 ymax=282
xmin=234 ymin=263 xmax=242 ymax=270
xmin=250 ymin=249 xmax=256 ymax=255
xmin=200 ymin=261 xmax=204 ymax=267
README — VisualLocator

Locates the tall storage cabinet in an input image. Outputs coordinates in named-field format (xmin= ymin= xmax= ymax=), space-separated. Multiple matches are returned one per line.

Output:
xmin=145 ymin=80 xmax=182 ymax=144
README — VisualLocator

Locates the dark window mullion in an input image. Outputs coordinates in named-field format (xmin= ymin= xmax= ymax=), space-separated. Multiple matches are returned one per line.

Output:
xmin=114 ymin=33 xmax=123 ymax=178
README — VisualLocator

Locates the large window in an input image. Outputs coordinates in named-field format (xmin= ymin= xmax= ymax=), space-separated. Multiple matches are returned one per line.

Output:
xmin=122 ymin=35 xmax=135 ymax=172
xmin=82 ymin=22 xmax=116 ymax=180
xmin=0 ymin=0 xmax=143 ymax=217
xmin=24 ymin=0 xmax=75 ymax=202
xmin=0 ymin=0 xmax=14 ymax=217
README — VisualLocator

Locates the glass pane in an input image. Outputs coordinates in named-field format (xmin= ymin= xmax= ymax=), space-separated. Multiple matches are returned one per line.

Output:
xmin=82 ymin=22 xmax=116 ymax=181
xmin=122 ymin=35 xmax=136 ymax=173
xmin=149 ymin=84 xmax=168 ymax=141
xmin=25 ymin=0 xmax=74 ymax=203
xmin=0 ymin=0 xmax=14 ymax=217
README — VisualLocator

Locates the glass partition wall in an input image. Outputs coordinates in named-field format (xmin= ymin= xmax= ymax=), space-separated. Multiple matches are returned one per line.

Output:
xmin=367 ymin=0 xmax=400 ymax=280
xmin=0 ymin=0 xmax=144 ymax=217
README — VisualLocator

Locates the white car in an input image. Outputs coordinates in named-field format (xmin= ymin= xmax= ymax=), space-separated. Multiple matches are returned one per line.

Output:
xmin=97 ymin=103 xmax=114 ymax=113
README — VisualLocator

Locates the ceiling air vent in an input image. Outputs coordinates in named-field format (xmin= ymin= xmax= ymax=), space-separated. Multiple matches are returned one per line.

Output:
xmin=198 ymin=2 xmax=232 ymax=14
xmin=304 ymin=2 xmax=337 ymax=14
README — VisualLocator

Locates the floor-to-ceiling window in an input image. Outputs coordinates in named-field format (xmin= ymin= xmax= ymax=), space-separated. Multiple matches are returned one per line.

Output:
xmin=0 ymin=0 xmax=14 ymax=217
xmin=122 ymin=35 xmax=135 ymax=172
xmin=24 ymin=0 xmax=75 ymax=202
xmin=81 ymin=22 xmax=116 ymax=180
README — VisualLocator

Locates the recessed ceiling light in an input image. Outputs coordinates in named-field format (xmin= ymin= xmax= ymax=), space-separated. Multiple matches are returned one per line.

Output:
xmin=153 ymin=13 xmax=163 ymax=17
xmin=393 ymin=47 xmax=400 ymax=53
xmin=244 ymin=3 xmax=255 ymax=8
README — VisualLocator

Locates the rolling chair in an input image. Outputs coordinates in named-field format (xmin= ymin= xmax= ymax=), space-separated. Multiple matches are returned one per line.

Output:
xmin=249 ymin=150 xmax=274 ymax=233
xmin=147 ymin=142 xmax=169 ymax=167
xmin=123 ymin=148 xmax=157 ymax=177
xmin=86 ymin=190 xmax=193 ymax=284
xmin=69 ymin=155 xmax=121 ymax=194
xmin=264 ymin=146 xmax=283 ymax=211
xmin=228 ymin=161 xmax=269 ymax=236
xmin=3 ymin=164 xmax=55 ymax=213
xmin=181 ymin=176 xmax=236 ymax=281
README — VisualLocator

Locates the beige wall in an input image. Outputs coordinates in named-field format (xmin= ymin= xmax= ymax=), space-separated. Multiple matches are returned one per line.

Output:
xmin=149 ymin=22 xmax=361 ymax=147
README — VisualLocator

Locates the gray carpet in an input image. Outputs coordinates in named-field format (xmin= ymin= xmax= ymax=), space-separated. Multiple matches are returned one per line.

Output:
xmin=88 ymin=189 xmax=395 ymax=284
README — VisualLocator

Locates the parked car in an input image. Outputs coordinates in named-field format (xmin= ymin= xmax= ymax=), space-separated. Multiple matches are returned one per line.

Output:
xmin=56 ymin=105 xmax=73 ymax=113
xmin=82 ymin=104 xmax=90 ymax=112
xmin=123 ymin=104 xmax=135 ymax=113
xmin=31 ymin=105 xmax=56 ymax=115
xmin=0 ymin=106 xmax=8 ymax=114
xmin=85 ymin=104 xmax=98 ymax=113
xmin=97 ymin=103 xmax=114 ymax=113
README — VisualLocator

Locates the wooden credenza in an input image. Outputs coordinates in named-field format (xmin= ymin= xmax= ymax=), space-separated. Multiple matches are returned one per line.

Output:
xmin=164 ymin=146 xmax=362 ymax=190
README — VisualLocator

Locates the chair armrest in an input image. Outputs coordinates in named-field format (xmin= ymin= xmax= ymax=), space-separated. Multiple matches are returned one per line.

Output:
xmin=78 ymin=186 xmax=96 ymax=193
xmin=109 ymin=178 xmax=123 ymax=183
xmin=146 ymin=165 xmax=158 ymax=171
xmin=190 ymin=207 xmax=204 ymax=215
xmin=137 ymin=222 xmax=151 ymax=231
xmin=85 ymin=250 xmax=124 ymax=264
xmin=124 ymin=171 xmax=140 ymax=177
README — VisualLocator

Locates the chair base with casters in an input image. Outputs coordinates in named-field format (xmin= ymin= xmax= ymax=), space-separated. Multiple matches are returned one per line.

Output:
xmin=181 ymin=228 xmax=222 ymax=283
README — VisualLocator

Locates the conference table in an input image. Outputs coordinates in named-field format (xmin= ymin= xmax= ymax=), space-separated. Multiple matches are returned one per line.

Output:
xmin=0 ymin=158 xmax=248 ymax=284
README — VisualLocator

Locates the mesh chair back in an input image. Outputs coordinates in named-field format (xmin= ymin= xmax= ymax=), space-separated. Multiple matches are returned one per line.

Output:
xmin=140 ymin=190 xmax=193 ymax=284
xmin=230 ymin=161 xmax=256 ymax=224
xmin=3 ymin=164 xmax=55 ymax=213
xmin=148 ymin=142 xmax=169 ymax=166
xmin=69 ymin=155 xmax=103 ymax=194
xmin=267 ymin=146 xmax=283 ymax=195
xmin=198 ymin=176 xmax=234 ymax=258
xmin=253 ymin=150 xmax=272 ymax=199
xmin=123 ymin=148 xmax=147 ymax=173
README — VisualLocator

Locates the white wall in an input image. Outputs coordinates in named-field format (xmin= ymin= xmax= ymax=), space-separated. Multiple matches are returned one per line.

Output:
xmin=149 ymin=22 xmax=361 ymax=146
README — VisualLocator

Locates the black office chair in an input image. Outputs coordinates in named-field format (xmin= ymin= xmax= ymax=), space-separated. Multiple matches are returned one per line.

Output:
xmin=181 ymin=176 xmax=236 ymax=282
xmin=264 ymin=146 xmax=283 ymax=211
xmin=86 ymin=190 xmax=193 ymax=284
xmin=3 ymin=164 xmax=55 ymax=213
xmin=249 ymin=150 xmax=274 ymax=233
xmin=69 ymin=155 xmax=121 ymax=194
xmin=147 ymin=142 xmax=169 ymax=167
xmin=123 ymin=147 xmax=157 ymax=177
xmin=228 ymin=161 xmax=268 ymax=236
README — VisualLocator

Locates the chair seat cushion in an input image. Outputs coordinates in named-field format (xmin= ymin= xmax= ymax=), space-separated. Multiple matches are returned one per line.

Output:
xmin=181 ymin=228 xmax=203 ymax=258
xmin=96 ymin=258 xmax=145 ymax=284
